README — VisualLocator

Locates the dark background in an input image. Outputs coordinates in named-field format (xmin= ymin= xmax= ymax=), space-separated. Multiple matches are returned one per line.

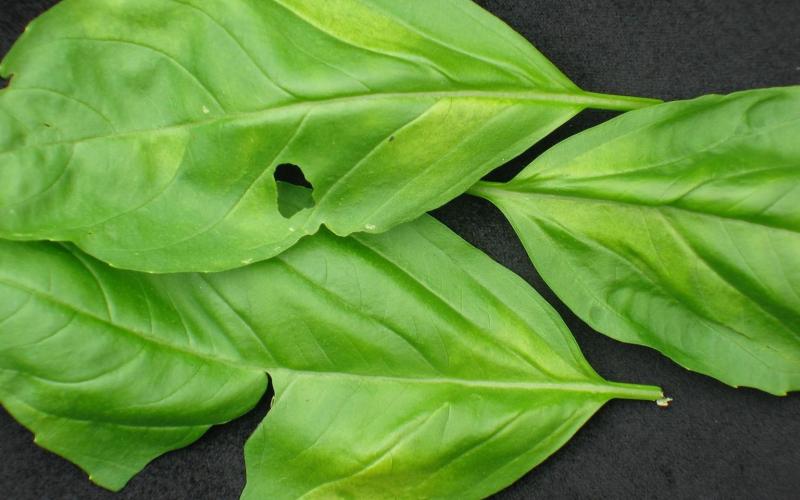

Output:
xmin=1 ymin=0 xmax=799 ymax=498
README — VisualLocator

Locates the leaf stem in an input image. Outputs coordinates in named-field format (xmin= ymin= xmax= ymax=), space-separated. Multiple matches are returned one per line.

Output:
xmin=604 ymin=381 xmax=666 ymax=403
xmin=575 ymin=90 xmax=663 ymax=111
xmin=467 ymin=181 xmax=512 ymax=200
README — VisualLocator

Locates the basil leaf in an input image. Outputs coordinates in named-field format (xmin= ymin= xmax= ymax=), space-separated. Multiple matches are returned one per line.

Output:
xmin=0 ymin=0 xmax=658 ymax=273
xmin=0 ymin=206 xmax=662 ymax=496
xmin=472 ymin=86 xmax=800 ymax=395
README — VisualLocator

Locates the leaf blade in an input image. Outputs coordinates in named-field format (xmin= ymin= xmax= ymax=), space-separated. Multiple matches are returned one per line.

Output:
xmin=0 ymin=213 xmax=661 ymax=496
xmin=0 ymin=0 xmax=657 ymax=272
xmin=473 ymin=86 xmax=800 ymax=394
xmin=0 ymin=242 xmax=267 ymax=490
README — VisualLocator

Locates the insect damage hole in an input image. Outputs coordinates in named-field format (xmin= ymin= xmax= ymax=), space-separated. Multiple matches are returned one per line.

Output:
xmin=274 ymin=163 xmax=315 ymax=218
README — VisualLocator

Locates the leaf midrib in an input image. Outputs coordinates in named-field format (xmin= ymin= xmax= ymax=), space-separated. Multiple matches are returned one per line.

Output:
xmin=479 ymin=183 xmax=800 ymax=235
xmin=0 ymin=275 xmax=252 ymax=371
xmin=0 ymin=87 xmax=647 ymax=156
xmin=269 ymin=368 xmax=658 ymax=400
xmin=0 ymin=275 xmax=659 ymax=401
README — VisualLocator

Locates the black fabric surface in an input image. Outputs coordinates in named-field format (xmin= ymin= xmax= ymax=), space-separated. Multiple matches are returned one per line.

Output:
xmin=1 ymin=1 xmax=799 ymax=498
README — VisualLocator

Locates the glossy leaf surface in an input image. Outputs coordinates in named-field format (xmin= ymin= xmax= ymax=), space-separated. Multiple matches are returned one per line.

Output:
xmin=0 ymin=206 xmax=662 ymax=497
xmin=472 ymin=87 xmax=800 ymax=395
xmin=0 ymin=0 xmax=656 ymax=272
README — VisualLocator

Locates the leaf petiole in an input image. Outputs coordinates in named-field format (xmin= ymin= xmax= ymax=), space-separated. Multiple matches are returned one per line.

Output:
xmin=574 ymin=90 xmax=663 ymax=111
xmin=604 ymin=381 xmax=667 ymax=403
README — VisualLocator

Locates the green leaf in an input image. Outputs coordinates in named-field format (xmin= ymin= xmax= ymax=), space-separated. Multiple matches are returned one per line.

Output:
xmin=0 ymin=207 xmax=663 ymax=497
xmin=0 ymin=0 xmax=658 ymax=273
xmin=471 ymin=86 xmax=800 ymax=395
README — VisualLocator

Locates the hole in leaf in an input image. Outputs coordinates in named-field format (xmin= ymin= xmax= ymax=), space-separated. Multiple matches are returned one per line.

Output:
xmin=274 ymin=163 xmax=315 ymax=219
xmin=274 ymin=163 xmax=312 ymax=188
